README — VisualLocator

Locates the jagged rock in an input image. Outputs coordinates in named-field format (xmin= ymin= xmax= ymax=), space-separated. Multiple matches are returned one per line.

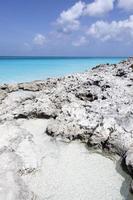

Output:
xmin=0 ymin=90 xmax=7 ymax=102
xmin=0 ymin=57 xmax=133 ymax=196
xmin=130 ymin=180 xmax=133 ymax=193
xmin=125 ymin=147 xmax=133 ymax=175
xmin=116 ymin=69 xmax=127 ymax=77
xmin=18 ymin=82 xmax=43 ymax=91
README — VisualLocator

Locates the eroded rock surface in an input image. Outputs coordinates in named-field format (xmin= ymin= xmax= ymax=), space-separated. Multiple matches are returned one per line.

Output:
xmin=0 ymin=57 xmax=133 ymax=198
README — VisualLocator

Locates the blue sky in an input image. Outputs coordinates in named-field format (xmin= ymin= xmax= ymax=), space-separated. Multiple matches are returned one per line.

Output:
xmin=0 ymin=0 xmax=133 ymax=56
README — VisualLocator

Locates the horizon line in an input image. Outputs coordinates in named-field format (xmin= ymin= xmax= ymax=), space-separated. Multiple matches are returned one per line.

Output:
xmin=0 ymin=56 xmax=128 ymax=58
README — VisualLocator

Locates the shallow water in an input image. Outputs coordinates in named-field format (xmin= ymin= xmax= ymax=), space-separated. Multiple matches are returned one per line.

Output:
xmin=0 ymin=57 xmax=126 ymax=83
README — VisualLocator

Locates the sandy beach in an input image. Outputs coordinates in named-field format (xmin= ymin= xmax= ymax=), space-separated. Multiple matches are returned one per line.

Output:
xmin=0 ymin=58 xmax=133 ymax=199
xmin=0 ymin=118 xmax=132 ymax=200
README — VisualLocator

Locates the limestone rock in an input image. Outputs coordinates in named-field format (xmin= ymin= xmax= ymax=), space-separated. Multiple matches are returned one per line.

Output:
xmin=0 ymin=57 xmax=133 ymax=196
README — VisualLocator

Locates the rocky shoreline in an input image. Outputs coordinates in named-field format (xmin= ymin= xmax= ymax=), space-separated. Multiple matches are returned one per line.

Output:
xmin=0 ymin=57 xmax=133 ymax=198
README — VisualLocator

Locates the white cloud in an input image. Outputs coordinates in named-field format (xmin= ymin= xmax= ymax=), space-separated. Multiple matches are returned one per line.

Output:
xmin=72 ymin=36 xmax=87 ymax=46
xmin=56 ymin=1 xmax=85 ymax=33
xmin=56 ymin=0 xmax=116 ymax=33
xmin=58 ymin=1 xmax=85 ymax=22
xmin=24 ymin=42 xmax=30 ymax=48
xmin=23 ymin=42 xmax=32 ymax=51
xmin=87 ymin=15 xmax=133 ymax=42
xmin=33 ymin=34 xmax=46 ymax=46
xmin=118 ymin=0 xmax=133 ymax=10
xmin=56 ymin=20 xmax=80 ymax=33
xmin=84 ymin=0 xmax=115 ymax=16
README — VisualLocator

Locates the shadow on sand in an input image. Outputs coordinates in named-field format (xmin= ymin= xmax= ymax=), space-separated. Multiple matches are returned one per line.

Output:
xmin=115 ymin=158 xmax=133 ymax=200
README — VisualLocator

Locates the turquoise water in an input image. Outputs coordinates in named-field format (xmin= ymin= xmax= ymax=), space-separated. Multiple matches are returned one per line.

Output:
xmin=0 ymin=57 xmax=126 ymax=83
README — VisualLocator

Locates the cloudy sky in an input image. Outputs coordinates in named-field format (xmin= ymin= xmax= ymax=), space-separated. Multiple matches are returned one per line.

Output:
xmin=0 ymin=0 xmax=133 ymax=56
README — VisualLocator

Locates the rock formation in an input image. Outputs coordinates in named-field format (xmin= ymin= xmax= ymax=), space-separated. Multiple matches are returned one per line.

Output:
xmin=0 ymin=57 xmax=133 ymax=198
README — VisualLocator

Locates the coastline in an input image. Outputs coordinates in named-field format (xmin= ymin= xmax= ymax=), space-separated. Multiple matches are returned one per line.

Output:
xmin=0 ymin=57 xmax=125 ymax=84
xmin=0 ymin=57 xmax=133 ymax=198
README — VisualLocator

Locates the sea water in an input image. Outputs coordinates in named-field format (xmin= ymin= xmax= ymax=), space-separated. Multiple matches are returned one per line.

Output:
xmin=0 ymin=57 xmax=126 ymax=83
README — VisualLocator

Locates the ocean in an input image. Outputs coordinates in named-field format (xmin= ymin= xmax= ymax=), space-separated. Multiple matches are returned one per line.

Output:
xmin=0 ymin=57 xmax=126 ymax=83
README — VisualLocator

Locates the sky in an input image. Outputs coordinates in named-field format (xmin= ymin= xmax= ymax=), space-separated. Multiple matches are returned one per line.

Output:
xmin=0 ymin=0 xmax=133 ymax=56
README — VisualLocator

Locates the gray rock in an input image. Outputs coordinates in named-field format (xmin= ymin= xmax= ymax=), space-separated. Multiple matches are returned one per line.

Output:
xmin=0 ymin=90 xmax=7 ymax=102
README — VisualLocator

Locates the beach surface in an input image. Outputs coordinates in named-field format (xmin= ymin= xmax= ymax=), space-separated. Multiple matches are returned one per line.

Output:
xmin=0 ymin=57 xmax=133 ymax=199
xmin=0 ymin=118 xmax=132 ymax=200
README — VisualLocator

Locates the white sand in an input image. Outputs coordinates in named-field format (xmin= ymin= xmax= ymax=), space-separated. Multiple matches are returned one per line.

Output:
xmin=19 ymin=119 xmax=132 ymax=200
xmin=0 ymin=119 xmax=132 ymax=200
